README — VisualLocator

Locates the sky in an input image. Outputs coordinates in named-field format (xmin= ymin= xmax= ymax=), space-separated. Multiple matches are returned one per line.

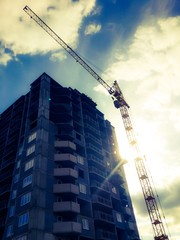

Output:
xmin=0 ymin=0 xmax=180 ymax=239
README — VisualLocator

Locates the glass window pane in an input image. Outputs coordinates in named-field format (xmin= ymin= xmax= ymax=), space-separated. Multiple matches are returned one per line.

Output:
xmin=25 ymin=159 xmax=34 ymax=171
xmin=18 ymin=212 xmax=29 ymax=227
xmin=26 ymin=145 xmax=35 ymax=156
xmin=23 ymin=175 xmax=32 ymax=188
xmin=20 ymin=192 xmax=31 ymax=206
xmin=28 ymin=132 xmax=37 ymax=143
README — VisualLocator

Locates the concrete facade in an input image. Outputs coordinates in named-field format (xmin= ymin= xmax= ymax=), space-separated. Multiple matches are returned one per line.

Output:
xmin=0 ymin=73 xmax=140 ymax=240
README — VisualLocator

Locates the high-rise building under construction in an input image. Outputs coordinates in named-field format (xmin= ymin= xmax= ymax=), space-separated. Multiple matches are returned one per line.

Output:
xmin=0 ymin=73 xmax=140 ymax=240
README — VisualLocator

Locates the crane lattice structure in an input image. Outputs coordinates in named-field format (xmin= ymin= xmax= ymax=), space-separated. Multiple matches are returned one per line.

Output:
xmin=23 ymin=5 xmax=169 ymax=240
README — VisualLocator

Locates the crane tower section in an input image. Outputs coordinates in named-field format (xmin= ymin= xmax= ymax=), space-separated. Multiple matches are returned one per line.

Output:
xmin=23 ymin=5 xmax=169 ymax=240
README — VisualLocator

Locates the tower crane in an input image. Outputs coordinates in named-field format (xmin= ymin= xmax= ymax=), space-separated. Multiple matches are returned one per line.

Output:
xmin=23 ymin=5 xmax=169 ymax=240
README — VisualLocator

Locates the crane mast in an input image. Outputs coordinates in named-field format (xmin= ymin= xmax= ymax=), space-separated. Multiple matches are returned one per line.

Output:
xmin=23 ymin=5 xmax=169 ymax=240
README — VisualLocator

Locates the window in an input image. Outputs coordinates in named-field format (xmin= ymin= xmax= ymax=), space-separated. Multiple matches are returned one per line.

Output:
xmin=24 ymin=159 xmax=34 ymax=171
xmin=18 ymin=146 xmax=23 ymax=156
xmin=105 ymin=152 xmax=109 ymax=157
xmin=82 ymin=218 xmax=89 ymax=230
xmin=26 ymin=145 xmax=35 ymax=156
xmin=9 ymin=206 xmax=15 ymax=217
xmin=18 ymin=212 xmax=29 ymax=227
xmin=116 ymin=213 xmax=122 ymax=222
xmin=23 ymin=175 xmax=32 ymax=188
xmin=57 ymin=216 xmax=62 ymax=221
xmin=16 ymin=160 xmax=21 ymax=169
xmin=79 ymin=183 xmax=86 ymax=194
xmin=14 ymin=174 xmax=19 ymax=183
xmin=87 ymin=143 xmax=102 ymax=154
xmin=57 ymin=179 xmax=62 ymax=184
xmin=112 ymin=186 xmax=117 ymax=194
xmin=78 ymin=169 xmax=84 ymax=179
xmin=21 ymin=192 xmax=31 ymax=206
xmin=76 ymin=133 xmax=81 ymax=140
xmin=12 ymin=190 xmax=17 ymax=199
xmin=6 ymin=225 xmax=13 ymax=237
xmin=57 ymin=196 xmax=62 ymax=202
xmin=77 ymin=155 xmax=84 ymax=165
xmin=106 ymin=161 xmax=111 ymax=167
xmin=28 ymin=132 xmax=37 ymax=143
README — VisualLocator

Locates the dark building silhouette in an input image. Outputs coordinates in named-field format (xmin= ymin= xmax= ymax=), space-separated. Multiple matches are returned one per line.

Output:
xmin=0 ymin=73 xmax=140 ymax=240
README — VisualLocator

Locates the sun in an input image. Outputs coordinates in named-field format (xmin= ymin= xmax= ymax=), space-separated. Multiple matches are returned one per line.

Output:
xmin=114 ymin=116 xmax=167 ymax=194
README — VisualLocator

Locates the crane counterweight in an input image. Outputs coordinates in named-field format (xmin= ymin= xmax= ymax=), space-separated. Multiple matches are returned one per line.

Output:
xmin=23 ymin=5 xmax=169 ymax=240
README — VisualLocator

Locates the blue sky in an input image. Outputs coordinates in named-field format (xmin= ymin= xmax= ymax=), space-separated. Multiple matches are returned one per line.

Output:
xmin=0 ymin=0 xmax=180 ymax=239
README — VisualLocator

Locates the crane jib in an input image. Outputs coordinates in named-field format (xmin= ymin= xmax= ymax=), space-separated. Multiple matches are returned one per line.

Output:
xmin=23 ymin=5 xmax=170 ymax=240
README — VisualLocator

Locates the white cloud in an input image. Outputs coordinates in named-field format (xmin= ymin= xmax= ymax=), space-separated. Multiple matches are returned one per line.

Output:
xmin=131 ymin=178 xmax=180 ymax=240
xmin=103 ymin=17 xmax=180 ymax=82
xmin=93 ymin=84 xmax=108 ymax=95
xmin=91 ymin=5 xmax=102 ymax=16
xmin=50 ymin=51 xmax=67 ymax=62
xmin=0 ymin=48 xmax=12 ymax=66
xmin=84 ymin=23 xmax=101 ymax=35
xmin=142 ymin=0 xmax=176 ymax=19
xmin=0 ymin=0 xmax=96 ymax=65
xmin=95 ymin=16 xmax=180 ymax=239
xmin=101 ymin=16 xmax=180 ymax=127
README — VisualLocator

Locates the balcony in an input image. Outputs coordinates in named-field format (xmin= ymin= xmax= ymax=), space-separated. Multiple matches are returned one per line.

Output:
xmin=123 ymin=207 xmax=131 ymax=216
xmin=54 ymin=153 xmax=77 ymax=165
xmin=110 ymin=187 xmax=120 ymax=200
xmin=73 ymin=121 xmax=83 ymax=133
xmin=94 ymin=211 xmax=114 ymax=224
xmin=55 ymin=122 xmax=73 ymax=130
xmin=127 ymin=222 xmax=136 ymax=231
xmin=53 ymin=183 xmax=79 ymax=195
xmin=55 ymin=141 xmax=76 ymax=150
xmin=113 ymin=211 xmax=125 ymax=229
xmin=119 ymin=185 xmax=126 ymax=195
xmin=89 ymin=166 xmax=107 ymax=178
xmin=121 ymin=195 xmax=129 ymax=208
xmin=53 ymin=201 xmax=80 ymax=213
xmin=96 ymin=229 xmax=116 ymax=240
xmin=86 ymin=143 xmax=102 ymax=155
xmin=53 ymin=221 xmax=81 ymax=235
xmin=54 ymin=168 xmax=78 ymax=180
xmin=92 ymin=195 xmax=112 ymax=209
xmin=91 ymin=180 xmax=109 ymax=193
xmin=109 ymin=172 xmax=124 ymax=185
xmin=88 ymin=154 xmax=105 ymax=167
